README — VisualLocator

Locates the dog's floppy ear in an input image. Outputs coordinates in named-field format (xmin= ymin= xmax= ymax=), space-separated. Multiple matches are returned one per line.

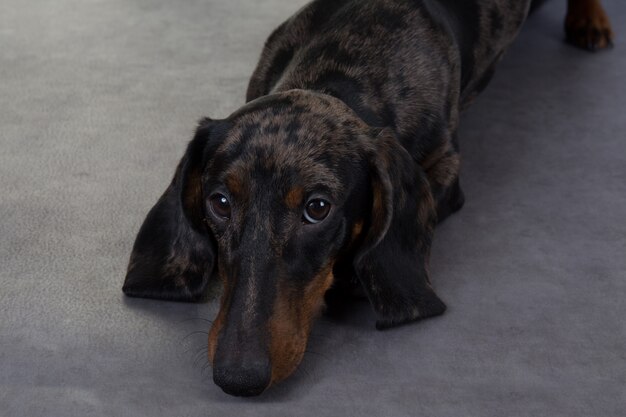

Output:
xmin=354 ymin=129 xmax=446 ymax=329
xmin=122 ymin=119 xmax=218 ymax=302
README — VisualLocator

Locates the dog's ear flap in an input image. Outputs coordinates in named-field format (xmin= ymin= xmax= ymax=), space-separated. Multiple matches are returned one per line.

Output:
xmin=122 ymin=119 xmax=217 ymax=302
xmin=354 ymin=129 xmax=446 ymax=329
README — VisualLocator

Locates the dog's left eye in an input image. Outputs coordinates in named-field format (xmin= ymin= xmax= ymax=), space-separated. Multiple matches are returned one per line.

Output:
xmin=209 ymin=193 xmax=231 ymax=219
xmin=303 ymin=198 xmax=331 ymax=224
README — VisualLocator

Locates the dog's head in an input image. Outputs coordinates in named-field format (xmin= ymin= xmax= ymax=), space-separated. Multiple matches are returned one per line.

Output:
xmin=123 ymin=90 xmax=442 ymax=396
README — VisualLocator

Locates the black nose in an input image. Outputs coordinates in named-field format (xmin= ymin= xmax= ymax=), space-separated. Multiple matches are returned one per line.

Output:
xmin=213 ymin=364 xmax=271 ymax=397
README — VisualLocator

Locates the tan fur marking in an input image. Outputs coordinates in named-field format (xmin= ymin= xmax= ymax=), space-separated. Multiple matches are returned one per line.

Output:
xmin=208 ymin=269 xmax=231 ymax=364
xmin=566 ymin=0 xmax=614 ymax=50
xmin=351 ymin=220 xmax=364 ymax=244
xmin=268 ymin=263 xmax=334 ymax=385
xmin=284 ymin=186 xmax=304 ymax=209
xmin=225 ymin=174 xmax=244 ymax=198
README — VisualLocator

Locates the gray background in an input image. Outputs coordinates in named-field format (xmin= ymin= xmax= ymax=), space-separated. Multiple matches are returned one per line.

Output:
xmin=1 ymin=0 xmax=624 ymax=416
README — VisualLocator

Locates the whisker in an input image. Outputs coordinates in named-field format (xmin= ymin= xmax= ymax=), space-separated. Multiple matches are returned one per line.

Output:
xmin=304 ymin=349 xmax=330 ymax=360
xmin=181 ymin=330 xmax=210 ymax=342
xmin=180 ymin=336 xmax=208 ymax=353
xmin=200 ymin=361 xmax=213 ymax=378
xmin=193 ymin=347 xmax=210 ymax=366
xmin=179 ymin=317 xmax=215 ymax=325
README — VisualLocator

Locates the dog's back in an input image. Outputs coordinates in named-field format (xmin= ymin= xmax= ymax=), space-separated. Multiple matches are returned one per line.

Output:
xmin=247 ymin=0 xmax=532 ymax=161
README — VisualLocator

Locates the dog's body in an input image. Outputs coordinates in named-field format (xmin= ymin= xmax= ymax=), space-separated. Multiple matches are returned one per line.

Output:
xmin=123 ymin=0 xmax=613 ymax=397
xmin=247 ymin=0 xmax=532 ymax=226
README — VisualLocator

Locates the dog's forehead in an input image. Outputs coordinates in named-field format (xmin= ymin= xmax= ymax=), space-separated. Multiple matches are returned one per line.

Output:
xmin=212 ymin=92 xmax=369 ymax=198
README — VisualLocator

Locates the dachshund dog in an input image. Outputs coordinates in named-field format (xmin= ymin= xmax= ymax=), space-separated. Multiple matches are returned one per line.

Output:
xmin=122 ymin=0 xmax=613 ymax=397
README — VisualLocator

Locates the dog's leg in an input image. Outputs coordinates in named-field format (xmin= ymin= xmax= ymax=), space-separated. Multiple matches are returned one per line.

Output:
xmin=422 ymin=140 xmax=465 ymax=223
xmin=565 ymin=0 xmax=614 ymax=50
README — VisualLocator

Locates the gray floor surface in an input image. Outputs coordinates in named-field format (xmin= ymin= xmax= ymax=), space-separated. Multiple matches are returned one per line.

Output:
xmin=1 ymin=0 xmax=625 ymax=416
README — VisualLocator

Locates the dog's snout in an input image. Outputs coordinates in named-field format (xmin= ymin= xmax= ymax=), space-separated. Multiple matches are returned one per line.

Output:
xmin=213 ymin=363 xmax=271 ymax=397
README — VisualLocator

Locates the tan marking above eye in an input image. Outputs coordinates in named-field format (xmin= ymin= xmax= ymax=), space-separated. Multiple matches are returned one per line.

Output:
xmin=284 ymin=186 xmax=304 ymax=209
xmin=225 ymin=174 xmax=244 ymax=197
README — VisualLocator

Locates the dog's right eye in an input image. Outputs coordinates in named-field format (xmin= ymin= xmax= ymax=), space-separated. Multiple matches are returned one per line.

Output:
xmin=209 ymin=193 xmax=231 ymax=220
xmin=303 ymin=198 xmax=331 ymax=224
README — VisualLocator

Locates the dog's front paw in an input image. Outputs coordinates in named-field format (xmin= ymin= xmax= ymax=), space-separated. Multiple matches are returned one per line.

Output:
xmin=565 ymin=1 xmax=614 ymax=51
